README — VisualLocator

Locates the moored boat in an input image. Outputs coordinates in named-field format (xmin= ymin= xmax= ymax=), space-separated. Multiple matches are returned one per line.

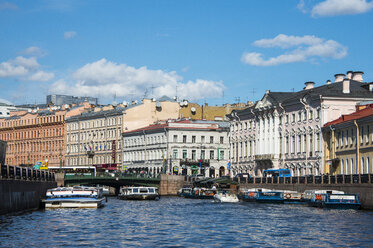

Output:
xmin=255 ymin=190 xmax=284 ymax=203
xmin=177 ymin=185 xmax=193 ymax=197
xmin=43 ymin=186 xmax=105 ymax=208
xmin=118 ymin=186 xmax=159 ymax=200
xmin=184 ymin=187 xmax=216 ymax=199
xmin=214 ymin=191 xmax=239 ymax=203
xmin=308 ymin=190 xmax=361 ymax=209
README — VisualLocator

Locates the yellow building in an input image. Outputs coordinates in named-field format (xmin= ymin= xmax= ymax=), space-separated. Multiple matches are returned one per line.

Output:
xmin=122 ymin=96 xmax=251 ymax=132
xmin=323 ymin=104 xmax=373 ymax=175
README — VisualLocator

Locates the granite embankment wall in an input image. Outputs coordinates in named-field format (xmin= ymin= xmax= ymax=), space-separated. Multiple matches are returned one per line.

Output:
xmin=159 ymin=174 xmax=185 ymax=196
xmin=239 ymin=183 xmax=373 ymax=210
xmin=0 ymin=180 xmax=57 ymax=215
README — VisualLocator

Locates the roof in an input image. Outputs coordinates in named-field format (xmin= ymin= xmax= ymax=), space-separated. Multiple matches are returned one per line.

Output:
xmin=123 ymin=119 xmax=229 ymax=135
xmin=324 ymin=104 xmax=373 ymax=127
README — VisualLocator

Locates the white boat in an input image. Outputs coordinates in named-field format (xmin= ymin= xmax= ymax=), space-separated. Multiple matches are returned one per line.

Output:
xmin=214 ymin=192 xmax=239 ymax=203
xmin=118 ymin=186 xmax=159 ymax=200
xmin=43 ymin=186 xmax=106 ymax=208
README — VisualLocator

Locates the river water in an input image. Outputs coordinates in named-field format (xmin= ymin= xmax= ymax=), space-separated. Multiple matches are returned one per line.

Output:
xmin=0 ymin=197 xmax=372 ymax=247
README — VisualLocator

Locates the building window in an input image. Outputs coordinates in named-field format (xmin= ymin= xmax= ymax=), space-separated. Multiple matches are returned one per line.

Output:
xmin=309 ymin=110 xmax=313 ymax=120
xmin=341 ymin=159 xmax=344 ymax=174
xmin=361 ymin=126 xmax=364 ymax=143
xmin=298 ymin=135 xmax=301 ymax=153
xmin=298 ymin=112 xmax=302 ymax=122
xmin=192 ymin=150 xmax=196 ymax=160
xmin=183 ymin=135 xmax=187 ymax=143
xmin=292 ymin=113 xmax=296 ymax=123
xmin=182 ymin=150 xmax=187 ymax=159
xmin=210 ymin=136 xmax=214 ymax=144
xmin=192 ymin=136 xmax=196 ymax=143
xmin=201 ymin=136 xmax=205 ymax=143
xmin=220 ymin=136 xmax=224 ymax=144
xmin=201 ymin=150 xmax=205 ymax=159
xmin=286 ymin=115 xmax=289 ymax=124
xmin=219 ymin=150 xmax=224 ymax=160
xmin=173 ymin=135 xmax=177 ymax=142
xmin=366 ymin=125 xmax=370 ymax=143
xmin=367 ymin=157 xmax=370 ymax=173
xmin=210 ymin=150 xmax=214 ymax=159
xmin=173 ymin=149 xmax=178 ymax=159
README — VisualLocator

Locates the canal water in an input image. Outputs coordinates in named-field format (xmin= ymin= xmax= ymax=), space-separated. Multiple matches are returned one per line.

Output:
xmin=1 ymin=197 xmax=372 ymax=247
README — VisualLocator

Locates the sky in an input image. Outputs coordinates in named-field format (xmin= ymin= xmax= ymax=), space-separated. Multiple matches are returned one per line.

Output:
xmin=1 ymin=0 xmax=373 ymax=106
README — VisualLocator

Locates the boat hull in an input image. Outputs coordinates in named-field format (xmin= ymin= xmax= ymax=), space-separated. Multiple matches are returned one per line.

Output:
xmin=43 ymin=197 xmax=106 ymax=208
xmin=118 ymin=194 xmax=159 ymax=200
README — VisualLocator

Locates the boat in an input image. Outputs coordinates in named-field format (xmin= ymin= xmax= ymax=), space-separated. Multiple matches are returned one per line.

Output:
xmin=118 ymin=186 xmax=159 ymax=200
xmin=240 ymin=188 xmax=274 ymax=202
xmin=214 ymin=191 xmax=239 ymax=203
xmin=177 ymin=185 xmax=193 ymax=197
xmin=308 ymin=190 xmax=361 ymax=209
xmin=282 ymin=190 xmax=305 ymax=204
xmin=43 ymin=186 xmax=106 ymax=208
xmin=184 ymin=187 xmax=216 ymax=199
xmin=255 ymin=190 xmax=284 ymax=203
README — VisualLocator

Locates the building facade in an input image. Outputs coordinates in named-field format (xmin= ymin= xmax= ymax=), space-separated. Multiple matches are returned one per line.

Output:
xmin=122 ymin=120 xmax=230 ymax=177
xmin=0 ymin=103 xmax=91 ymax=167
xmin=229 ymin=71 xmax=373 ymax=177
xmin=323 ymin=103 xmax=373 ymax=175
xmin=65 ymin=106 xmax=124 ymax=170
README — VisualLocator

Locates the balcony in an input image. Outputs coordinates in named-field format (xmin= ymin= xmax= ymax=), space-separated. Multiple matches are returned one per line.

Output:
xmin=254 ymin=154 xmax=275 ymax=161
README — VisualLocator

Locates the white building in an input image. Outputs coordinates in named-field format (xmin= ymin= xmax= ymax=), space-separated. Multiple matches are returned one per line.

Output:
xmin=65 ymin=107 xmax=124 ymax=170
xmin=229 ymin=71 xmax=373 ymax=177
xmin=122 ymin=119 xmax=230 ymax=177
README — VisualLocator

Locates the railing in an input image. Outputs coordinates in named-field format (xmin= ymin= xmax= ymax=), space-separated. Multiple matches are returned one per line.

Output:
xmin=234 ymin=174 xmax=373 ymax=185
xmin=0 ymin=164 xmax=55 ymax=182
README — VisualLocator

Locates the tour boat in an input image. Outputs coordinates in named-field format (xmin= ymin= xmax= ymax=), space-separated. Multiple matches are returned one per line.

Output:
xmin=255 ymin=190 xmax=284 ymax=203
xmin=308 ymin=190 xmax=361 ymax=209
xmin=240 ymin=188 xmax=274 ymax=202
xmin=177 ymin=185 xmax=193 ymax=197
xmin=118 ymin=186 xmax=159 ymax=200
xmin=43 ymin=186 xmax=106 ymax=208
xmin=184 ymin=187 xmax=216 ymax=199
xmin=214 ymin=191 xmax=239 ymax=203
xmin=282 ymin=190 xmax=305 ymax=204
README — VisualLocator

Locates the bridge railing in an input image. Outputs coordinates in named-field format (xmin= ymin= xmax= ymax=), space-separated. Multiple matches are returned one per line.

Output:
xmin=235 ymin=174 xmax=373 ymax=185
xmin=64 ymin=172 xmax=160 ymax=180
xmin=0 ymin=164 xmax=55 ymax=182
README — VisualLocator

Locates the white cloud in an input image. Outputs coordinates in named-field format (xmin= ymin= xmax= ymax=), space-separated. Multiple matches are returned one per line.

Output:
xmin=64 ymin=31 xmax=77 ymax=40
xmin=241 ymin=34 xmax=347 ymax=66
xmin=0 ymin=55 xmax=54 ymax=81
xmin=21 ymin=46 xmax=46 ymax=57
xmin=51 ymin=58 xmax=225 ymax=102
xmin=300 ymin=0 xmax=373 ymax=17
xmin=28 ymin=71 xmax=55 ymax=82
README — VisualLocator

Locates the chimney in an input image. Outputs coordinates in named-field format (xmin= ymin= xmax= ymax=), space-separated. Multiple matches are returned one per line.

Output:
xmin=326 ymin=80 xmax=331 ymax=85
xmin=334 ymin=74 xmax=345 ymax=83
xmin=346 ymin=71 xmax=353 ymax=79
xmin=352 ymin=71 xmax=364 ymax=82
xmin=343 ymin=78 xmax=350 ymax=94
xmin=304 ymin=81 xmax=315 ymax=90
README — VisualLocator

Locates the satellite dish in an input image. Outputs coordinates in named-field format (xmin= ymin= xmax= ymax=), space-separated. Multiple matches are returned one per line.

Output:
xmin=183 ymin=100 xmax=188 ymax=106
xmin=191 ymin=107 xmax=196 ymax=113
xmin=156 ymin=101 xmax=161 ymax=108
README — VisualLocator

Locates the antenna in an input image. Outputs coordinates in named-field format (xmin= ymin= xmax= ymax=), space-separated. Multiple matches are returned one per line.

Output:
xmin=234 ymin=97 xmax=240 ymax=103
xmin=291 ymin=88 xmax=295 ymax=92
xmin=143 ymin=88 xmax=148 ymax=99
xmin=251 ymin=88 xmax=256 ymax=100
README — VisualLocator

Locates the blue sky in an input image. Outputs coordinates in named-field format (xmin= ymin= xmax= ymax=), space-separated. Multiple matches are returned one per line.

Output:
xmin=1 ymin=0 xmax=373 ymax=106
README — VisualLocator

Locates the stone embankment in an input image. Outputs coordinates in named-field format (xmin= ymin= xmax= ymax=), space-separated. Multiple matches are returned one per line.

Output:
xmin=0 ymin=165 xmax=57 ymax=215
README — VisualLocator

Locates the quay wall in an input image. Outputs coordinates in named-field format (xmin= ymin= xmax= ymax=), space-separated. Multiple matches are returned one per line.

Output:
xmin=159 ymin=174 xmax=185 ymax=196
xmin=0 ymin=180 xmax=56 ymax=215
xmin=239 ymin=183 xmax=373 ymax=210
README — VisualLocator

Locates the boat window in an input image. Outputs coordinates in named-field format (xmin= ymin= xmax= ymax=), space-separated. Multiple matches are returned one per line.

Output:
xmin=139 ymin=188 xmax=148 ymax=193
xmin=133 ymin=188 xmax=139 ymax=193
xmin=148 ymin=188 xmax=154 ymax=193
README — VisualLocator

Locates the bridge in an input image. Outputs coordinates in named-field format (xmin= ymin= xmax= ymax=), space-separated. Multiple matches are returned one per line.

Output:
xmin=63 ymin=173 xmax=161 ymax=189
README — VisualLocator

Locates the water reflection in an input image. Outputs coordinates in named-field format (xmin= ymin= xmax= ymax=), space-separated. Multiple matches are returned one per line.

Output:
xmin=0 ymin=197 xmax=372 ymax=247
